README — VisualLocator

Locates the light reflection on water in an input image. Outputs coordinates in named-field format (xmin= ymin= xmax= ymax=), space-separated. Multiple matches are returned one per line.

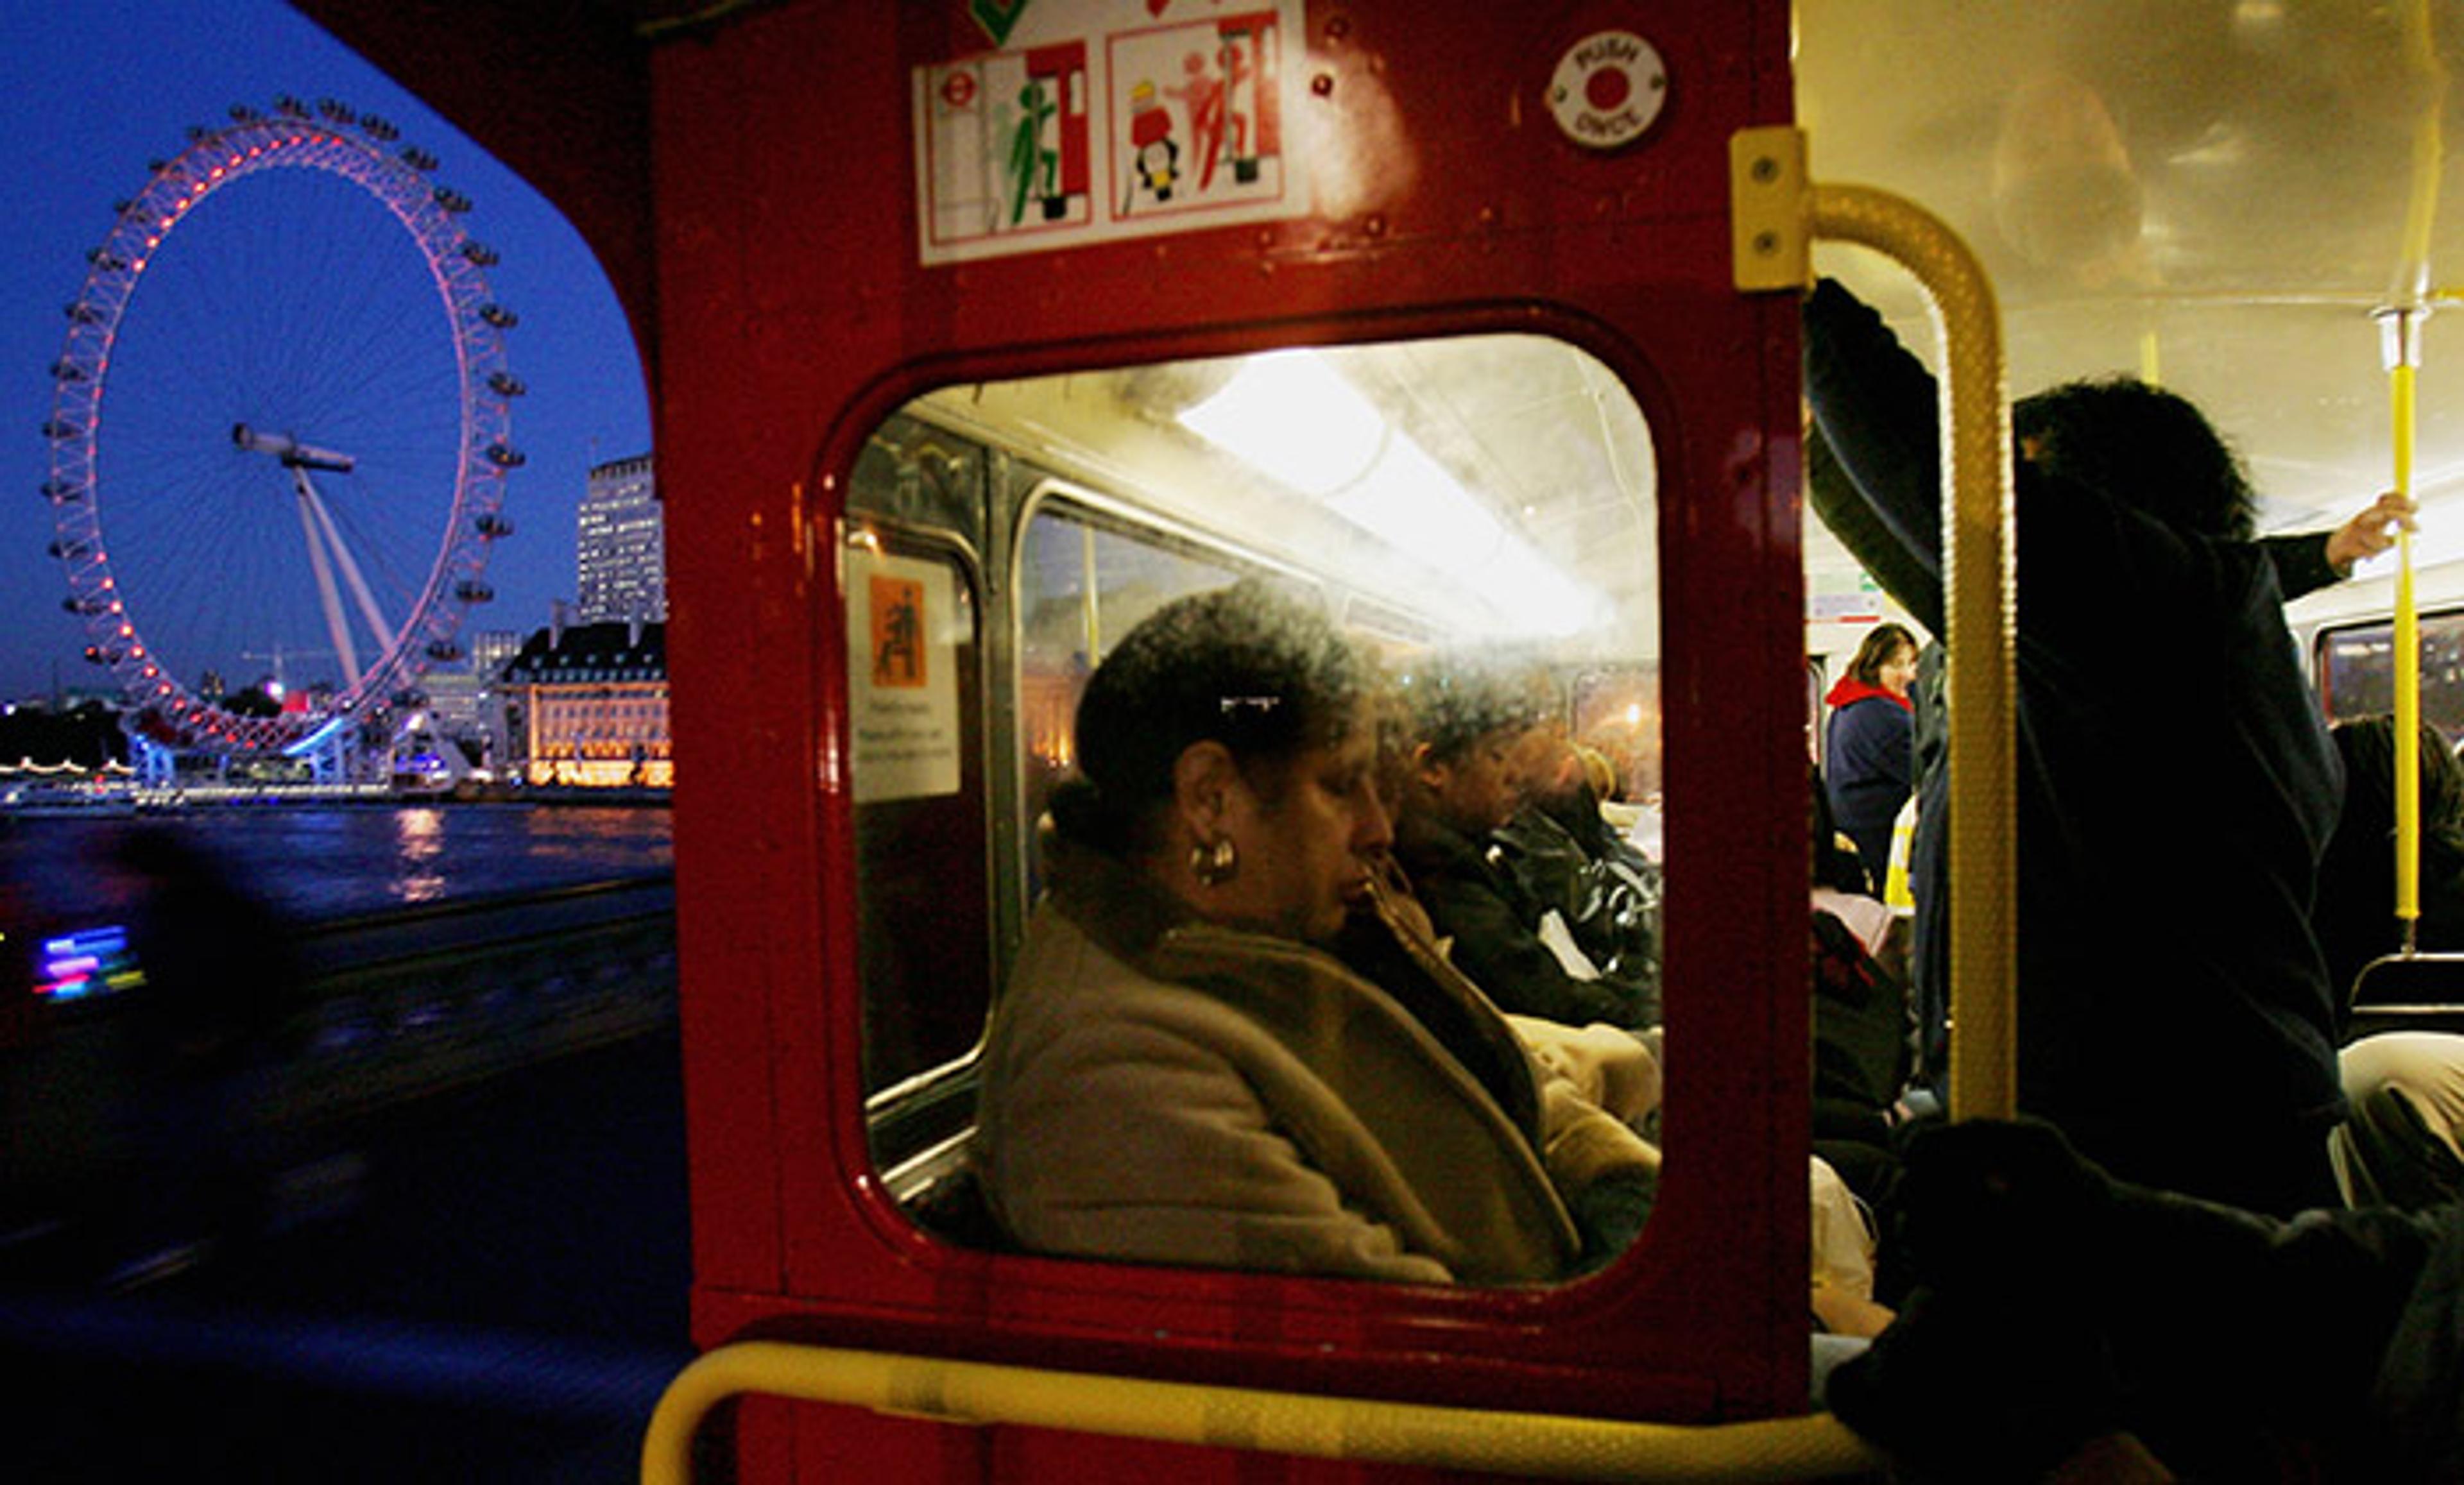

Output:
xmin=0 ymin=803 xmax=673 ymax=928
xmin=393 ymin=807 xmax=449 ymax=905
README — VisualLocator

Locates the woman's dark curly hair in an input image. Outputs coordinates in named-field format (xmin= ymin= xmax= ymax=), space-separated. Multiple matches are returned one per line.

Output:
xmin=2014 ymin=377 xmax=2257 ymax=540
xmin=1052 ymin=581 xmax=1371 ymax=856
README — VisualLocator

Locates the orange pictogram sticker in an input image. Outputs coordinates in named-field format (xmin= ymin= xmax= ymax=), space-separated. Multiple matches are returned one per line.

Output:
xmin=871 ymin=574 xmax=927 ymax=688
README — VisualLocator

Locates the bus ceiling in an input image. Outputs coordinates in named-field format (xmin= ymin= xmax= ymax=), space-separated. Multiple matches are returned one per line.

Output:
xmin=1797 ymin=1 xmax=2464 ymax=591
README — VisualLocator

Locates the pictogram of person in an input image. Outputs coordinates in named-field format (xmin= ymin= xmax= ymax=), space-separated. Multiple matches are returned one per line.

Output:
xmin=1006 ymin=80 xmax=1059 ymax=225
xmin=1125 ymin=80 xmax=1179 ymax=208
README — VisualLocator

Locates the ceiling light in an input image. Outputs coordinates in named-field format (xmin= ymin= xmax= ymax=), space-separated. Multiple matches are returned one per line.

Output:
xmin=1177 ymin=349 xmax=1386 ymax=495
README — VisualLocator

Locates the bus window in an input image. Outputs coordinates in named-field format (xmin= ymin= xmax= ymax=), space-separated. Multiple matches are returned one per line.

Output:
xmin=852 ymin=411 xmax=993 ymax=550
xmin=842 ymin=522 xmax=990 ymax=1170
xmin=848 ymin=334 xmax=1664 ymax=1280
xmin=1572 ymin=665 xmax=1664 ymax=808
xmin=2318 ymin=609 xmax=2464 ymax=744
xmin=1016 ymin=503 xmax=1254 ymax=897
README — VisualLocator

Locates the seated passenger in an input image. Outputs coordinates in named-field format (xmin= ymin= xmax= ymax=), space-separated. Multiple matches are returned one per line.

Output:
xmin=1389 ymin=658 xmax=1656 ymax=1031
xmin=975 ymin=583 xmax=1659 ymax=1284
xmin=1493 ymin=727 xmax=1664 ymax=1029
xmin=1809 ymin=769 xmax=1923 ymax=1214
xmin=2334 ymin=1030 xmax=2464 ymax=1212
xmin=2315 ymin=715 xmax=2464 ymax=1014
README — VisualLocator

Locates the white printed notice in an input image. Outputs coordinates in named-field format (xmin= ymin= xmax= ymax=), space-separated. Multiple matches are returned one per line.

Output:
xmin=849 ymin=547 xmax=962 ymax=803
xmin=914 ymin=0 xmax=1308 ymax=264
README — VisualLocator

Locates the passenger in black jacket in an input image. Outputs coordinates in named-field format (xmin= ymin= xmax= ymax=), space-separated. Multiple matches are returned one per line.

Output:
xmin=1492 ymin=729 xmax=1663 ymax=1029
xmin=1389 ymin=659 xmax=1654 ymax=1031
xmin=1804 ymin=276 xmax=2349 ymax=1216
xmin=1806 ymin=378 xmax=2412 ymax=1131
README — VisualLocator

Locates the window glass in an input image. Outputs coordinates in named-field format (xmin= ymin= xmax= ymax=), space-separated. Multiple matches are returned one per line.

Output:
xmin=1016 ymin=507 xmax=1248 ymax=891
xmin=2320 ymin=611 xmax=2464 ymax=744
xmin=844 ymin=534 xmax=989 ymax=1106
xmin=848 ymin=335 xmax=1663 ymax=1278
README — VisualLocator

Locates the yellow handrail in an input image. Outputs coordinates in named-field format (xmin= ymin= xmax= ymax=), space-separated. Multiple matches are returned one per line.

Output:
xmin=1734 ymin=127 xmax=2017 ymax=1120
xmin=1807 ymin=185 xmax=2015 ymax=1123
xmin=640 ymin=1341 xmax=1884 ymax=1484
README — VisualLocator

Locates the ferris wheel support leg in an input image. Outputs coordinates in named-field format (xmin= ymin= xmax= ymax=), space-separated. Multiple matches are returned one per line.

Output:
xmin=126 ymin=728 xmax=176 ymax=787
xmin=293 ymin=468 xmax=363 ymax=688
xmin=303 ymin=727 xmax=355 ymax=786
xmin=301 ymin=474 xmax=402 ymax=664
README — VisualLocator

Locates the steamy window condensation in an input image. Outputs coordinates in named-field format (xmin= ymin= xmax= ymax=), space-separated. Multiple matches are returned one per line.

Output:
xmin=848 ymin=337 xmax=1668 ymax=1203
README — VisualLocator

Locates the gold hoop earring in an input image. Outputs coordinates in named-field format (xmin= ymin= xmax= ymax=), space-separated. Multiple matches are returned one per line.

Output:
xmin=1191 ymin=836 xmax=1238 ymax=886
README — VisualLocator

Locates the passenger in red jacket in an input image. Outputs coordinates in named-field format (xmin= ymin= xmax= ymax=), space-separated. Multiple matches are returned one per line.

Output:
xmin=1823 ymin=622 xmax=1920 ymax=898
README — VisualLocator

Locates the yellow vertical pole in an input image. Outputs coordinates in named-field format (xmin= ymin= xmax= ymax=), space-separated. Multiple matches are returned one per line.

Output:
xmin=2383 ymin=0 xmax=2445 ymax=952
xmin=2388 ymin=316 xmax=2423 ymax=949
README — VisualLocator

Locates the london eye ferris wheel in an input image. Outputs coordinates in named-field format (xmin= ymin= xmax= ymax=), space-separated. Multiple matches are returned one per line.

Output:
xmin=43 ymin=96 xmax=522 ymax=758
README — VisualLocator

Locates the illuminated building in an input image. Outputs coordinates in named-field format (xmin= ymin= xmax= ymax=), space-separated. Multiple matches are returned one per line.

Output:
xmin=500 ymin=619 xmax=669 ymax=788
xmin=466 ymin=628 xmax=525 ymax=679
xmin=575 ymin=454 xmax=664 ymax=625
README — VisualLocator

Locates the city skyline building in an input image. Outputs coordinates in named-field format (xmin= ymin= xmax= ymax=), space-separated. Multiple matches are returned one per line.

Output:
xmin=501 ymin=618 xmax=670 ymax=788
xmin=574 ymin=454 xmax=664 ymax=625
xmin=467 ymin=628 xmax=526 ymax=681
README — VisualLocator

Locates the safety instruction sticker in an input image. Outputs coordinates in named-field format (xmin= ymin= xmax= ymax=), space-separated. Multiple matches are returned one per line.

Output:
xmin=848 ymin=546 xmax=963 ymax=802
xmin=915 ymin=0 xmax=1308 ymax=264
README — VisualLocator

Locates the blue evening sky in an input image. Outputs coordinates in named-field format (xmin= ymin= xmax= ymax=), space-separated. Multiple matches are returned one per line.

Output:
xmin=0 ymin=0 xmax=651 ymax=705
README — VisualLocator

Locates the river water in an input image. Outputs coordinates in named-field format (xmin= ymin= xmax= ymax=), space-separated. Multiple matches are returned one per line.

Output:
xmin=0 ymin=802 xmax=673 ymax=931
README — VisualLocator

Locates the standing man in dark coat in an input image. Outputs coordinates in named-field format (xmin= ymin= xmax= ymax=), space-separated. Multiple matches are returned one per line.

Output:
xmin=1804 ymin=276 xmax=2349 ymax=1216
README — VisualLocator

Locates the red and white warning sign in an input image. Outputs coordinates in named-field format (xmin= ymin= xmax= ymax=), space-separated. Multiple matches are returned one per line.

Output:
xmin=1545 ymin=31 xmax=1668 ymax=151
xmin=914 ymin=0 xmax=1307 ymax=265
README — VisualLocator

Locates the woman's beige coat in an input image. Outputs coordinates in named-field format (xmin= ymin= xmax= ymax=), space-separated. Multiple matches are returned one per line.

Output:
xmin=977 ymin=840 xmax=1656 ymax=1285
